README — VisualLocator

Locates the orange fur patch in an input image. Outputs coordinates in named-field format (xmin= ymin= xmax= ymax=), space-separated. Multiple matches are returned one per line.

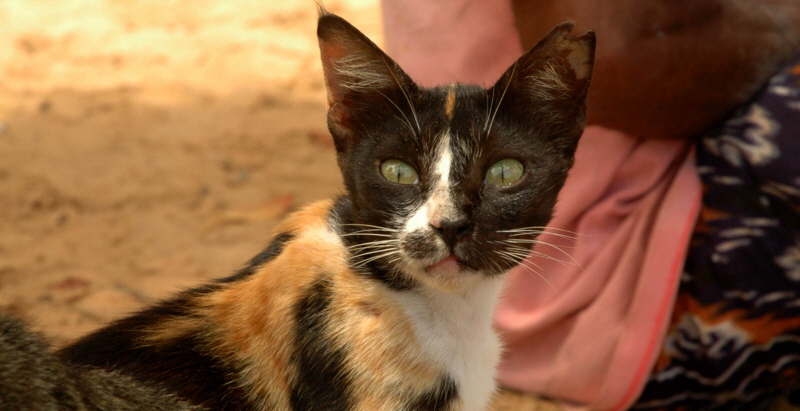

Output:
xmin=140 ymin=315 xmax=207 ymax=345
xmin=445 ymin=84 xmax=456 ymax=120
xmin=328 ymin=267 xmax=444 ymax=409
xmin=204 ymin=200 xmax=349 ymax=409
xmin=138 ymin=199 xmax=455 ymax=409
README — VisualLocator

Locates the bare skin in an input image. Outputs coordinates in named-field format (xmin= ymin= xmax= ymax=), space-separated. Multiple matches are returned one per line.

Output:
xmin=512 ymin=0 xmax=800 ymax=139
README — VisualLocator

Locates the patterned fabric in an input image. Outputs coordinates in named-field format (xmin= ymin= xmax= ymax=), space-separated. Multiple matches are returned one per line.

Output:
xmin=634 ymin=52 xmax=800 ymax=410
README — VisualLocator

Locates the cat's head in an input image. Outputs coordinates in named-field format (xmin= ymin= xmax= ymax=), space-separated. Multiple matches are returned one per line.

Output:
xmin=318 ymin=13 xmax=594 ymax=291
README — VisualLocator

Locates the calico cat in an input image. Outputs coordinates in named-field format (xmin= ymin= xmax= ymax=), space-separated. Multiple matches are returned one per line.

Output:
xmin=1 ymin=11 xmax=594 ymax=411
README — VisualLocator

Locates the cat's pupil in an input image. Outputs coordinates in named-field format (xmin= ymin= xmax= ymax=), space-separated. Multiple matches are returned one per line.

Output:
xmin=380 ymin=159 xmax=418 ymax=185
xmin=486 ymin=159 xmax=524 ymax=186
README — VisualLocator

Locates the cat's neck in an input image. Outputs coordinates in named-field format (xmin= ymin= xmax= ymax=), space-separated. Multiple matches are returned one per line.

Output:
xmin=396 ymin=274 xmax=506 ymax=411
xmin=315 ymin=198 xmax=508 ymax=410
xmin=399 ymin=275 xmax=506 ymax=334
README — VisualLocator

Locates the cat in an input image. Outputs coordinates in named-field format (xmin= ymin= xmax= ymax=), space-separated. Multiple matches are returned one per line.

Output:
xmin=1 ymin=10 xmax=594 ymax=411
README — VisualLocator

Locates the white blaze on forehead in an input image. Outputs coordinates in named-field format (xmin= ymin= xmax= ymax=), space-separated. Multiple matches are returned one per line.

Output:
xmin=434 ymin=132 xmax=453 ymax=198
xmin=404 ymin=131 xmax=456 ymax=234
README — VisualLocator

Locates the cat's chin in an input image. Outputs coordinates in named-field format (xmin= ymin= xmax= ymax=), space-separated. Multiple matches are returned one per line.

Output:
xmin=395 ymin=253 xmax=490 ymax=292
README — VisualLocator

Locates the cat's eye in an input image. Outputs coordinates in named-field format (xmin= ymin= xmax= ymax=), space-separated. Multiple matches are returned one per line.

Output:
xmin=380 ymin=159 xmax=418 ymax=184
xmin=485 ymin=159 xmax=524 ymax=187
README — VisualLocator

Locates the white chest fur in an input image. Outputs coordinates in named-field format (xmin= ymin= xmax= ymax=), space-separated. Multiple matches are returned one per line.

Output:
xmin=395 ymin=276 xmax=506 ymax=411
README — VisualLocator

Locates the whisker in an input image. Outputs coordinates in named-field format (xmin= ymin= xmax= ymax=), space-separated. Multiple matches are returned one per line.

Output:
xmin=485 ymin=63 xmax=516 ymax=135
xmin=381 ymin=57 xmax=421 ymax=133
xmin=340 ymin=223 xmax=399 ymax=231
xmin=516 ymin=232 xmax=578 ymax=242
xmin=480 ymin=252 xmax=505 ymax=276
xmin=347 ymin=246 xmax=399 ymax=257
xmin=345 ymin=239 xmax=398 ymax=251
xmin=495 ymin=250 xmax=555 ymax=291
xmin=346 ymin=245 xmax=399 ymax=256
xmin=530 ymin=240 xmax=584 ymax=270
xmin=345 ymin=237 xmax=398 ymax=244
xmin=376 ymin=90 xmax=415 ymax=135
xmin=484 ymin=85 xmax=495 ymax=131
xmin=351 ymin=249 xmax=397 ymax=263
xmin=504 ymin=244 xmax=575 ymax=269
xmin=501 ymin=238 xmax=581 ymax=249
xmin=501 ymin=231 xmax=580 ymax=242
xmin=515 ymin=259 xmax=556 ymax=291
xmin=341 ymin=232 xmax=396 ymax=238
xmin=495 ymin=250 xmax=527 ymax=265
xmin=347 ymin=243 xmax=399 ymax=256
xmin=499 ymin=226 xmax=580 ymax=235
xmin=353 ymin=250 xmax=402 ymax=268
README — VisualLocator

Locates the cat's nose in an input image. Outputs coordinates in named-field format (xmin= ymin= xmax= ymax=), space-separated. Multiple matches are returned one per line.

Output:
xmin=430 ymin=219 xmax=472 ymax=249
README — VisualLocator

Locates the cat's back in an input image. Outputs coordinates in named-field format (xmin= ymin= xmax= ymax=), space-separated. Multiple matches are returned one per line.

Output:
xmin=56 ymin=200 xmax=453 ymax=410
xmin=56 ymin=200 xmax=348 ymax=410
xmin=0 ymin=314 xmax=198 ymax=411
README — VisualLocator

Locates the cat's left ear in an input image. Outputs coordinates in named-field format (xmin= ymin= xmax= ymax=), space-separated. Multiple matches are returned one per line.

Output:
xmin=491 ymin=22 xmax=595 ymax=153
xmin=317 ymin=12 xmax=416 ymax=149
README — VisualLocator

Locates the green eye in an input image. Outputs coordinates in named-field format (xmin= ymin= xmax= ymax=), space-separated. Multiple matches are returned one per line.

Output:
xmin=380 ymin=159 xmax=418 ymax=184
xmin=485 ymin=159 xmax=524 ymax=186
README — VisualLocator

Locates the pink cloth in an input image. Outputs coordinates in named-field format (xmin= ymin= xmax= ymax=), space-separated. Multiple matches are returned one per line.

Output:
xmin=382 ymin=0 xmax=522 ymax=87
xmin=382 ymin=0 xmax=702 ymax=408
xmin=495 ymin=130 xmax=700 ymax=410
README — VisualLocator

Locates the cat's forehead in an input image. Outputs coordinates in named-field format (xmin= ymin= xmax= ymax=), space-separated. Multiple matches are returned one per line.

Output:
xmin=416 ymin=83 xmax=515 ymax=145
xmin=443 ymin=84 xmax=458 ymax=120
xmin=408 ymin=84 xmax=490 ymax=146
xmin=361 ymin=84 xmax=490 ymax=154
xmin=430 ymin=83 xmax=487 ymax=119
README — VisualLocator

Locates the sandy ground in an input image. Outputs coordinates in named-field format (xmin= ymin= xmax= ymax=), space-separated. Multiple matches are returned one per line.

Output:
xmin=0 ymin=0 xmax=382 ymax=342
xmin=0 ymin=1 xmax=563 ymax=409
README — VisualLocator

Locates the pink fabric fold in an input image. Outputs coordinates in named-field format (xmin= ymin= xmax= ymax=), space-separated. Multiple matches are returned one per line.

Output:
xmin=494 ymin=129 xmax=701 ymax=410
xmin=382 ymin=0 xmax=703 ymax=408
xmin=382 ymin=0 xmax=523 ymax=87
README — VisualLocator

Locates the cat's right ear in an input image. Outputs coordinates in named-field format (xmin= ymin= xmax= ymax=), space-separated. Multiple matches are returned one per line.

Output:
xmin=490 ymin=22 xmax=595 ymax=155
xmin=317 ymin=12 xmax=416 ymax=150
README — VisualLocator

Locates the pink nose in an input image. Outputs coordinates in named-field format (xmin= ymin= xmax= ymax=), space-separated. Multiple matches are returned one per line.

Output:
xmin=430 ymin=219 xmax=472 ymax=249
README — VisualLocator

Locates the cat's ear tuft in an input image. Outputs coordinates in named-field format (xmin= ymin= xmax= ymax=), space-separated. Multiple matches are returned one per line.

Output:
xmin=490 ymin=22 xmax=595 ymax=156
xmin=317 ymin=13 xmax=415 ymax=144
xmin=494 ymin=21 xmax=595 ymax=104
xmin=315 ymin=1 xmax=328 ymax=17
xmin=318 ymin=14 xmax=398 ymax=102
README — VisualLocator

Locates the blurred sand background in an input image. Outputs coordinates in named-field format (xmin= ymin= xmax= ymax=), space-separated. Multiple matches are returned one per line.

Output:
xmin=0 ymin=0 xmax=380 ymax=342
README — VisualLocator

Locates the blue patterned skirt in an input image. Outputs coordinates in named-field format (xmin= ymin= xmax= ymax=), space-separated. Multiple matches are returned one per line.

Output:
xmin=634 ymin=53 xmax=800 ymax=410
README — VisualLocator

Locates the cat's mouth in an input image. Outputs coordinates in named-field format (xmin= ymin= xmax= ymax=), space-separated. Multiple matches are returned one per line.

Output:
xmin=424 ymin=254 xmax=463 ymax=275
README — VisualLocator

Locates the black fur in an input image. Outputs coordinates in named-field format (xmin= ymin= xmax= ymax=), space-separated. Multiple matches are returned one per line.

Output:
xmin=57 ymin=286 xmax=253 ymax=411
xmin=290 ymin=277 xmax=352 ymax=410
xmin=217 ymin=232 xmax=295 ymax=284
xmin=331 ymin=196 xmax=416 ymax=291
xmin=406 ymin=375 xmax=458 ymax=411
xmin=0 ymin=314 xmax=199 ymax=411
xmin=56 ymin=231 xmax=299 ymax=409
